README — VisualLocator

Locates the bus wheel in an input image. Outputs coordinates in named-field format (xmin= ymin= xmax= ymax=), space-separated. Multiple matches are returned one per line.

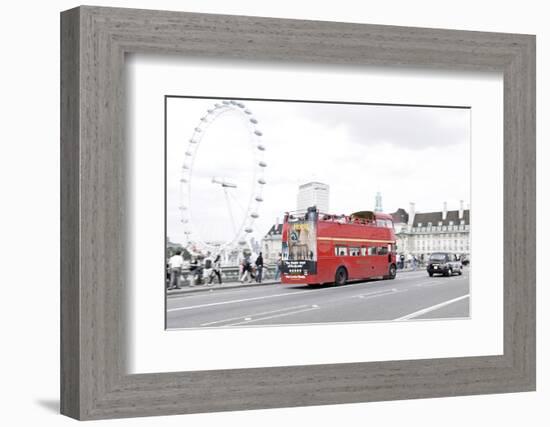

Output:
xmin=384 ymin=264 xmax=397 ymax=280
xmin=334 ymin=267 xmax=348 ymax=286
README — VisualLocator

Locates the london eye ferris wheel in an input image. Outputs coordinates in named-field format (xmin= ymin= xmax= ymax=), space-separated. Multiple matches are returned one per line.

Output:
xmin=178 ymin=100 xmax=267 ymax=255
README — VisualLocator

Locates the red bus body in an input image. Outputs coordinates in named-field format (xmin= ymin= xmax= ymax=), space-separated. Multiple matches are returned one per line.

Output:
xmin=281 ymin=208 xmax=397 ymax=285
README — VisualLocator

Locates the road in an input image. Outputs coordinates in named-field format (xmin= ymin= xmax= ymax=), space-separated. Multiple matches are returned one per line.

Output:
xmin=166 ymin=269 xmax=470 ymax=329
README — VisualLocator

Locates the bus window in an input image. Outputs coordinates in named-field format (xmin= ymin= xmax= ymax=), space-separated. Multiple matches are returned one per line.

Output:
xmin=349 ymin=247 xmax=360 ymax=256
xmin=368 ymin=247 xmax=377 ymax=256
xmin=378 ymin=246 xmax=389 ymax=255
xmin=360 ymin=247 xmax=367 ymax=256
xmin=335 ymin=246 xmax=348 ymax=256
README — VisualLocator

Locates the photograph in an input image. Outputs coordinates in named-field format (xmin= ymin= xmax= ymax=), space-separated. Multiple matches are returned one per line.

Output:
xmin=165 ymin=96 xmax=471 ymax=329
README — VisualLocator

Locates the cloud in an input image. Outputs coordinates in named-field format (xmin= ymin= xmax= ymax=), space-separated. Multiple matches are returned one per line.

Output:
xmin=293 ymin=102 xmax=470 ymax=149
xmin=166 ymin=97 xmax=470 ymax=245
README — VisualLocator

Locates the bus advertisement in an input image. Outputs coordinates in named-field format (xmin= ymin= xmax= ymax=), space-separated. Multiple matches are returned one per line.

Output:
xmin=281 ymin=207 xmax=397 ymax=286
xmin=282 ymin=207 xmax=318 ymax=277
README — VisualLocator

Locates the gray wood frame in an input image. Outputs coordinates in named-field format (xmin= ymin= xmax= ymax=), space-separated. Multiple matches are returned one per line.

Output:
xmin=61 ymin=5 xmax=536 ymax=420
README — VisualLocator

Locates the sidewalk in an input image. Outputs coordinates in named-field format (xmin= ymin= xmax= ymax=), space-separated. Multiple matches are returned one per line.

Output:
xmin=167 ymin=279 xmax=281 ymax=296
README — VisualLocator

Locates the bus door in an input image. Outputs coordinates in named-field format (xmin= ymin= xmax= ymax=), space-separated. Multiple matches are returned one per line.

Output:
xmin=368 ymin=244 xmax=389 ymax=276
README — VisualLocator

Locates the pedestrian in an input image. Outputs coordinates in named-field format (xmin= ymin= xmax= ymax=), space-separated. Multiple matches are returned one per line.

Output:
xmin=240 ymin=254 xmax=253 ymax=283
xmin=274 ymin=252 xmax=282 ymax=281
xmin=189 ymin=256 xmax=203 ymax=286
xmin=203 ymin=253 xmax=214 ymax=286
xmin=399 ymin=254 xmax=405 ymax=269
xmin=167 ymin=250 xmax=184 ymax=290
xmin=255 ymin=252 xmax=264 ymax=283
xmin=210 ymin=254 xmax=222 ymax=285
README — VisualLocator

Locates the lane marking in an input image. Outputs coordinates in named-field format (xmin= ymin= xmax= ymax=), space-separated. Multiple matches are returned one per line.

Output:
xmin=168 ymin=286 xmax=288 ymax=302
xmin=168 ymin=291 xmax=315 ymax=312
xmin=357 ymin=288 xmax=402 ymax=299
xmin=229 ymin=306 xmax=320 ymax=326
xmin=415 ymin=281 xmax=440 ymax=287
xmin=200 ymin=304 xmax=310 ymax=326
xmin=168 ymin=271 xmax=469 ymax=312
xmin=169 ymin=280 xmax=408 ymax=312
xmin=393 ymin=294 xmax=470 ymax=321
xmin=167 ymin=269 xmax=445 ymax=302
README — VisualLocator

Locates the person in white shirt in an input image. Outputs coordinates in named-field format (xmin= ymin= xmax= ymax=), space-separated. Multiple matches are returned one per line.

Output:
xmin=167 ymin=250 xmax=184 ymax=289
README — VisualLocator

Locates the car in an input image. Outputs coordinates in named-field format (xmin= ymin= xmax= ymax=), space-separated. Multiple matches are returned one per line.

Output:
xmin=427 ymin=252 xmax=462 ymax=277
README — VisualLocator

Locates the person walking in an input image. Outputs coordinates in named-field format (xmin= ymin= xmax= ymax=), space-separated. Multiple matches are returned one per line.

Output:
xmin=274 ymin=252 xmax=282 ymax=281
xmin=167 ymin=250 xmax=184 ymax=290
xmin=255 ymin=252 xmax=264 ymax=283
xmin=210 ymin=254 xmax=222 ymax=285
xmin=189 ymin=256 xmax=203 ymax=286
xmin=203 ymin=253 xmax=214 ymax=286
xmin=240 ymin=254 xmax=253 ymax=283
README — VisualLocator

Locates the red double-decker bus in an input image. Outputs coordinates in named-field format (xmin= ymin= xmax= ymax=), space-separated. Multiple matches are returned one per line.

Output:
xmin=281 ymin=206 xmax=397 ymax=286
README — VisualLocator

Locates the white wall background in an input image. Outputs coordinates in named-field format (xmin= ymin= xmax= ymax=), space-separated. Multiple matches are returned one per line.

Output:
xmin=0 ymin=0 xmax=545 ymax=425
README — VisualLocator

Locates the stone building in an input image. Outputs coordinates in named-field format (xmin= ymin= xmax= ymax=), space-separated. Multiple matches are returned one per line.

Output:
xmin=262 ymin=222 xmax=283 ymax=263
xmin=391 ymin=201 xmax=470 ymax=261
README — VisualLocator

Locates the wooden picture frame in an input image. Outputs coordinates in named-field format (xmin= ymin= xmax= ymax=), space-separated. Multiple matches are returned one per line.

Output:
xmin=60 ymin=5 xmax=536 ymax=420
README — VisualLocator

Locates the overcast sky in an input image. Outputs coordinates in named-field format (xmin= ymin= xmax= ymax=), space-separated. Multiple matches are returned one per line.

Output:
xmin=166 ymin=98 xmax=470 ymax=246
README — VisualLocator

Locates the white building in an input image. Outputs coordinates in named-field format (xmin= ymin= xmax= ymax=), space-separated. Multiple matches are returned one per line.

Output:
xmin=262 ymin=222 xmax=283 ymax=263
xmin=296 ymin=181 xmax=330 ymax=213
xmin=391 ymin=201 xmax=470 ymax=262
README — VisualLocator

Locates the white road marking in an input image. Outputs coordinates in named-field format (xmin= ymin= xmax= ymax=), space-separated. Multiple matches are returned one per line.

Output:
xmin=167 ymin=271 xmax=434 ymax=303
xmin=200 ymin=305 xmax=310 ymax=326
xmin=229 ymin=306 xmax=320 ymax=326
xmin=415 ymin=281 xmax=440 ymax=287
xmin=393 ymin=294 xmax=470 ymax=321
xmin=357 ymin=288 xmax=400 ymax=299
xmin=168 ymin=280 xmax=405 ymax=312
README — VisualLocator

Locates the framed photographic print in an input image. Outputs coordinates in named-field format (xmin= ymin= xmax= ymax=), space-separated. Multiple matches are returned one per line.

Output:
xmin=61 ymin=6 xmax=535 ymax=420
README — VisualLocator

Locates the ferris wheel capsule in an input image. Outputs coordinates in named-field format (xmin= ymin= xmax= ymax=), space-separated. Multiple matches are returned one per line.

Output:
xmin=258 ymin=161 xmax=267 ymax=167
xmin=250 ymin=213 xmax=259 ymax=219
xmin=258 ymin=178 xmax=266 ymax=185
xmin=244 ymin=227 xmax=253 ymax=233
xmin=255 ymin=196 xmax=264 ymax=202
